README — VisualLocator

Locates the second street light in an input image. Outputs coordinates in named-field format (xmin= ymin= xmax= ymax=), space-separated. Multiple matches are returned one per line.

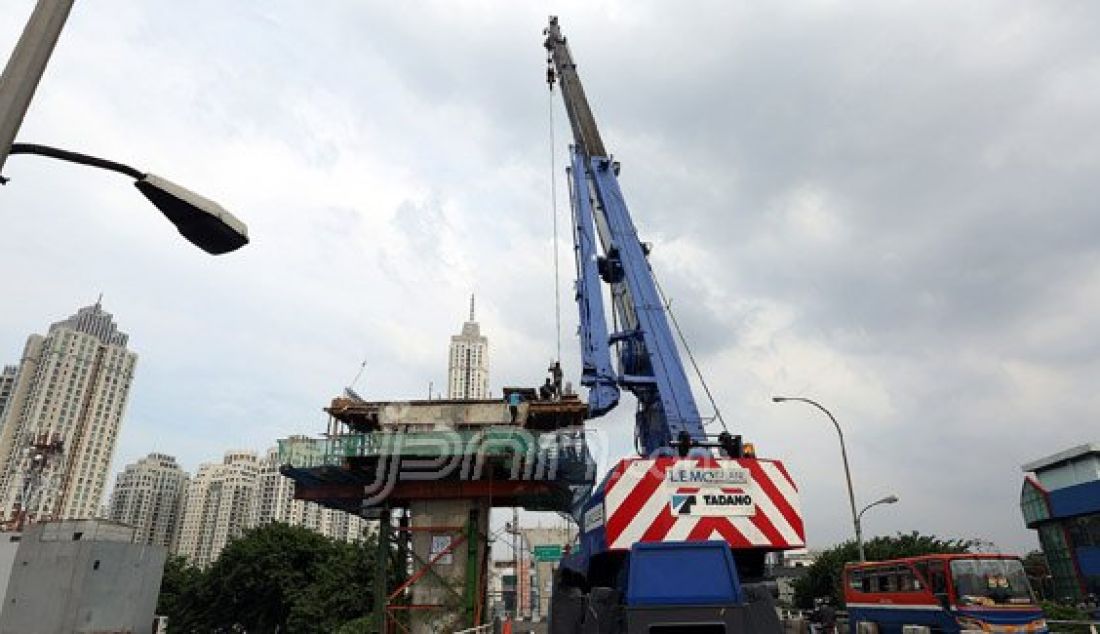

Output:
xmin=5 ymin=143 xmax=248 ymax=255
xmin=857 ymin=494 xmax=900 ymax=559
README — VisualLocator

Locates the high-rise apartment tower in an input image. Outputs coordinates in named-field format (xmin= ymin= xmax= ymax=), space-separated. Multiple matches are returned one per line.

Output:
xmin=174 ymin=450 xmax=260 ymax=567
xmin=0 ymin=366 xmax=17 ymax=427
xmin=0 ymin=301 xmax=138 ymax=525
xmin=253 ymin=445 xmax=371 ymax=542
xmin=447 ymin=295 xmax=489 ymax=399
xmin=108 ymin=453 xmax=188 ymax=548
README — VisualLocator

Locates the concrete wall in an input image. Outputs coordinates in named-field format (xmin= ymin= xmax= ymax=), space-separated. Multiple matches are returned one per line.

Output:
xmin=0 ymin=533 xmax=19 ymax=614
xmin=0 ymin=521 xmax=166 ymax=634
xmin=374 ymin=401 xmax=517 ymax=429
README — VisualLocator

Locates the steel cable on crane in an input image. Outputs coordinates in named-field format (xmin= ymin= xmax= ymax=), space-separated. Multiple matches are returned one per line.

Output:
xmin=653 ymin=277 xmax=730 ymax=433
xmin=549 ymin=83 xmax=563 ymax=363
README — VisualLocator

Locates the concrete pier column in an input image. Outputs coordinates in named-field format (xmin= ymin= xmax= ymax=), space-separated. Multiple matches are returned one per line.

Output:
xmin=407 ymin=498 xmax=490 ymax=634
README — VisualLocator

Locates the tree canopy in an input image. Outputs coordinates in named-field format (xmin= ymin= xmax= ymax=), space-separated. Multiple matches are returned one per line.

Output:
xmin=791 ymin=531 xmax=976 ymax=609
xmin=157 ymin=522 xmax=379 ymax=633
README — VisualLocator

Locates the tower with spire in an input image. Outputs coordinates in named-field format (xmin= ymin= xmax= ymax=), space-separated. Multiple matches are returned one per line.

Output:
xmin=0 ymin=299 xmax=138 ymax=525
xmin=447 ymin=295 xmax=489 ymax=399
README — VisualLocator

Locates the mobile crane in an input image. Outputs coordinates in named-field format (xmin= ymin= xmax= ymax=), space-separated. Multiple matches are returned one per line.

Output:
xmin=545 ymin=17 xmax=805 ymax=633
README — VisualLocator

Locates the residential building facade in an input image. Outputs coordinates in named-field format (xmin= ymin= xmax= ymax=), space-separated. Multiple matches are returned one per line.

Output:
xmin=253 ymin=447 xmax=370 ymax=543
xmin=173 ymin=448 xmax=370 ymax=566
xmin=174 ymin=451 xmax=260 ymax=567
xmin=0 ymin=301 xmax=138 ymax=524
xmin=108 ymin=453 xmax=188 ymax=549
xmin=0 ymin=366 xmax=16 ymax=427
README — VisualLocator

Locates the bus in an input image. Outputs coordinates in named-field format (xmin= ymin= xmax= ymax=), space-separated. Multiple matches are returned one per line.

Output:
xmin=843 ymin=554 xmax=1047 ymax=633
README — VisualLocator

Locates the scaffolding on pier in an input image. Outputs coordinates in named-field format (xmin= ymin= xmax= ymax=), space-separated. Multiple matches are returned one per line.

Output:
xmin=278 ymin=394 xmax=594 ymax=633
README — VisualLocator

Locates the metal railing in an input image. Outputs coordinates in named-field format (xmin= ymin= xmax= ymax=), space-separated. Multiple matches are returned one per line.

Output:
xmin=278 ymin=428 xmax=590 ymax=470
xmin=777 ymin=607 xmax=1100 ymax=633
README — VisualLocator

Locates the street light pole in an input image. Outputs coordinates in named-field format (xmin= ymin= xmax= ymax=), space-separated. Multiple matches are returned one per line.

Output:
xmin=0 ymin=0 xmax=75 ymax=173
xmin=772 ymin=396 xmax=863 ymax=560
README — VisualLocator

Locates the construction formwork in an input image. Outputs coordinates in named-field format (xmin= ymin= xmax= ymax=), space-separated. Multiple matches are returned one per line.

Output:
xmin=279 ymin=394 xmax=594 ymax=633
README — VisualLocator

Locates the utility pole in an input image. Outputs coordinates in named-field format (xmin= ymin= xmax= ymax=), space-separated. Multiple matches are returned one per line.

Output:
xmin=0 ymin=0 xmax=76 ymax=173
xmin=512 ymin=506 xmax=520 ymax=617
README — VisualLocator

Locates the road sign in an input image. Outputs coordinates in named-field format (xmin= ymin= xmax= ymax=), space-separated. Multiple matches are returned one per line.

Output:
xmin=532 ymin=545 xmax=563 ymax=562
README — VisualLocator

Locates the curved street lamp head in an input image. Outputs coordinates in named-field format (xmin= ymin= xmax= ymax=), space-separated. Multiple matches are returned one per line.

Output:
xmin=135 ymin=174 xmax=248 ymax=255
xmin=860 ymin=494 xmax=900 ymax=520
xmin=6 ymin=143 xmax=249 ymax=255
xmin=771 ymin=396 xmax=788 ymax=403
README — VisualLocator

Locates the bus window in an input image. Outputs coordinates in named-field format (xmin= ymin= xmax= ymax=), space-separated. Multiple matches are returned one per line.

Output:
xmin=884 ymin=570 xmax=899 ymax=592
xmin=928 ymin=560 xmax=948 ymax=595
xmin=848 ymin=570 xmax=863 ymax=592
xmin=900 ymin=568 xmax=915 ymax=592
xmin=914 ymin=561 xmax=931 ymax=587
xmin=949 ymin=558 xmax=1035 ymax=606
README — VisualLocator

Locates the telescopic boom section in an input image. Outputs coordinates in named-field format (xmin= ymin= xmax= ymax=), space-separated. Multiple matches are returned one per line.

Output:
xmin=545 ymin=16 xmax=707 ymax=455
xmin=544 ymin=16 xmax=606 ymax=160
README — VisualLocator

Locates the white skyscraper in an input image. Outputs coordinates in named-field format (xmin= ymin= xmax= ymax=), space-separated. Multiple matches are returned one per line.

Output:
xmin=108 ymin=453 xmax=188 ymax=548
xmin=253 ymin=447 xmax=310 ymax=527
xmin=447 ymin=295 xmax=489 ymax=400
xmin=0 ymin=301 xmax=138 ymax=525
xmin=174 ymin=451 xmax=260 ymax=567
xmin=0 ymin=366 xmax=16 ymax=427
xmin=253 ymin=446 xmax=370 ymax=542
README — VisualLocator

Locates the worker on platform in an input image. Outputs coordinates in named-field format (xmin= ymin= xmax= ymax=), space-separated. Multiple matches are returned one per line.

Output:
xmin=549 ymin=361 xmax=563 ymax=400
xmin=507 ymin=390 xmax=522 ymax=423
xmin=539 ymin=378 xmax=554 ymax=401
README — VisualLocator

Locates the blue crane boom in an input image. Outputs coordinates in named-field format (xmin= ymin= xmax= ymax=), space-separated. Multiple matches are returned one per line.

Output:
xmin=543 ymin=17 xmax=803 ymax=634
xmin=546 ymin=16 xmax=706 ymax=455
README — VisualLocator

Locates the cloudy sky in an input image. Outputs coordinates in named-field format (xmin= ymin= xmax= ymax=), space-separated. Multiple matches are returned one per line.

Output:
xmin=2 ymin=0 xmax=1098 ymax=553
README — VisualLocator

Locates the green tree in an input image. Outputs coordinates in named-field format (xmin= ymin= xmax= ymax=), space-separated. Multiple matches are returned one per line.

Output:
xmin=792 ymin=531 xmax=976 ymax=609
xmin=285 ymin=533 xmax=379 ymax=632
xmin=1039 ymin=601 xmax=1094 ymax=633
xmin=156 ymin=555 xmax=208 ymax=631
xmin=157 ymin=522 xmax=381 ymax=633
xmin=1021 ymin=550 xmax=1053 ymax=601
